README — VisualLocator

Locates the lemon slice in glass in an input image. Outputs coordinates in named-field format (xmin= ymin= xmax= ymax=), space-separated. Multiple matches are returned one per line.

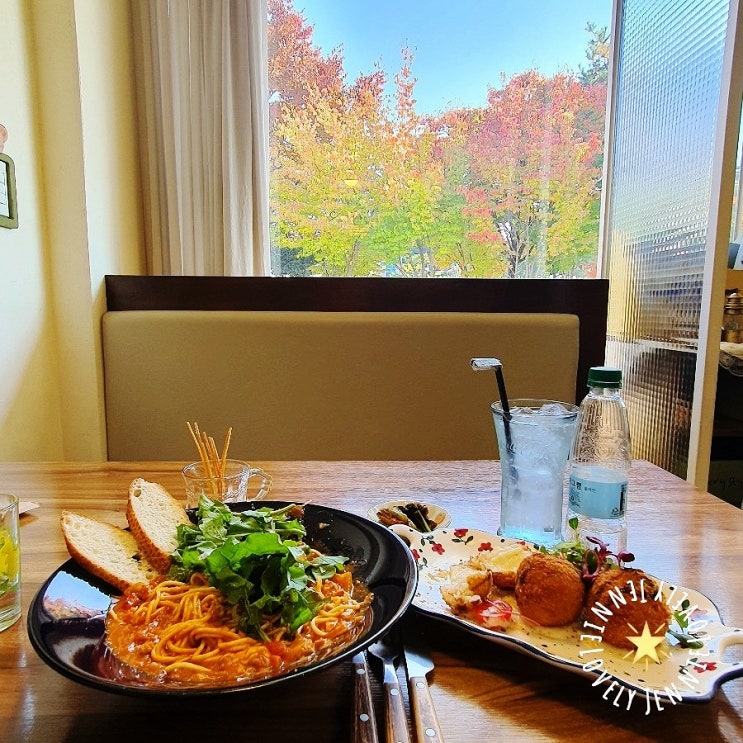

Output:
xmin=0 ymin=529 xmax=19 ymax=589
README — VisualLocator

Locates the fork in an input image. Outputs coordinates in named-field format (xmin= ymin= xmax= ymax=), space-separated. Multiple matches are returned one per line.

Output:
xmin=367 ymin=632 xmax=411 ymax=743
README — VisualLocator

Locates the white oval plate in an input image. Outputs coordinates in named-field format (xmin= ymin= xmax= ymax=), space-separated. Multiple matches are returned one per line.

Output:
xmin=397 ymin=524 xmax=743 ymax=704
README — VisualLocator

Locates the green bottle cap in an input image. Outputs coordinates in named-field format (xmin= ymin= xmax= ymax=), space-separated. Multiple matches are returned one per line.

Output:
xmin=587 ymin=366 xmax=622 ymax=388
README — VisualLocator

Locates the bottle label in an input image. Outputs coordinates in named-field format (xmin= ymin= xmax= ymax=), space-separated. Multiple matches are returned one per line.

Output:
xmin=569 ymin=475 xmax=627 ymax=519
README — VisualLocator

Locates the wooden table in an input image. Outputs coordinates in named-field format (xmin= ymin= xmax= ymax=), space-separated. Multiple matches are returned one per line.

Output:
xmin=1 ymin=460 xmax=742 ymax=742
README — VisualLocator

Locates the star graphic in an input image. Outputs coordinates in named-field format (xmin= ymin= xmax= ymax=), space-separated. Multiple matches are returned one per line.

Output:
xmin=626 ymin=622 xmax=665 ymax=664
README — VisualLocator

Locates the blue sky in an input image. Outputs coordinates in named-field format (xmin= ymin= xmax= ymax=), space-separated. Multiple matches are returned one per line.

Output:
xmin=295 ymin=0 xmax=612 ymax=115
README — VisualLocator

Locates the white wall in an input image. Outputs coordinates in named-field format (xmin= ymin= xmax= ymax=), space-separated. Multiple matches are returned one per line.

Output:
xmin=0 ymin=0 xmax=145 ymax=461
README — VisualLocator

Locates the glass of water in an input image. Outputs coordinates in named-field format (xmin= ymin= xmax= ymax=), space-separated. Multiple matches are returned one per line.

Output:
xmin=492 ymin=399 xmax=578 ymax=547
xmin=0 ymin=494 xmax=21 ymax=631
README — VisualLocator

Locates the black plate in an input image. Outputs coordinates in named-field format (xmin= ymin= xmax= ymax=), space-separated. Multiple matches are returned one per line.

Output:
xmin=27 ymin=501 xmax=418 ymax=697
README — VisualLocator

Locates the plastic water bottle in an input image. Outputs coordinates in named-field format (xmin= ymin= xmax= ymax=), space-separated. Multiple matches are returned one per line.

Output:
xmin=566 ymin=366 xmax=631 ymax=554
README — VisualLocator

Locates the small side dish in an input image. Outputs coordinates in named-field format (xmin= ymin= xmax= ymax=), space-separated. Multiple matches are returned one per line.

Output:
xmin=370 ymin=501 xmax=450 ymax=532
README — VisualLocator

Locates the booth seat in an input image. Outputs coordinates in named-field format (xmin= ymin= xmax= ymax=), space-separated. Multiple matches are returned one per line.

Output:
xmin=102 ymin=309 xmax=580 ymax=461
xmin=102 ymin=276 xmax=608 ymax=461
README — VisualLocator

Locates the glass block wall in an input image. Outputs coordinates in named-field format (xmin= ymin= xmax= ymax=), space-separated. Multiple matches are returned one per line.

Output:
xmin=605 ymin=0 xmax=730 ymax=477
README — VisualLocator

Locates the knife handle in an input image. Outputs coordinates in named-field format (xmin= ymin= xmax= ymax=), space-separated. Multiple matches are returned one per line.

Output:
xmin=408 ymin=674 xmax=445 ymax=742
xmin=382 ymin=677 xmax=411 ymax=743
xmin=352 ymin=654 xmax=379 ymax=743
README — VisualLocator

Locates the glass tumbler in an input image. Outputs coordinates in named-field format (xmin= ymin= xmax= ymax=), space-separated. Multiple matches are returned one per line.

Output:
xmin=492 ymin=399 xmax=578 ymax=546
xmin=0 ymin=494 xmax=21 ymax=632
xmin=182 ymin=459 xmax=273 ymax=508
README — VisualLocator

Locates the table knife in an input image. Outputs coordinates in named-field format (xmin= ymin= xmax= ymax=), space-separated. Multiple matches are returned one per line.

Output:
xmin=401 ymin=620 xmax=445 ymax=742
xmin=367 ymin=634 xmax=411 ymax=743
xmin=352 ymin=651 xmax=379 ymax=743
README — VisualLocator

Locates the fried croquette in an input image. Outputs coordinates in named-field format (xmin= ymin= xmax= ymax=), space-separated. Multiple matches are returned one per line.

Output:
xmin=585 ymin=567 xmax=671 ymax=649
xmin=514 ymin=552 xmax=586 ymax=626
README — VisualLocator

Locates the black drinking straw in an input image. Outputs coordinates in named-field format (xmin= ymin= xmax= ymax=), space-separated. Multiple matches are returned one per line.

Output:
xmin=470 ymin=358 xmax=518 ymax=483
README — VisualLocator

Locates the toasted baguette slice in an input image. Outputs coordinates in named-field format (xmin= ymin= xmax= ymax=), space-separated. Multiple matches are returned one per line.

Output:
xmin=60 ymin=511 xmax=160 ymax=592
xmin=126 ymin=478 xmax=190 ymax=573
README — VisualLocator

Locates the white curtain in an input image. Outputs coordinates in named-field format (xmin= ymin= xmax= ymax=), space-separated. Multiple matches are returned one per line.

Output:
xmin=132 ymin=0 xmax=270 ymax=275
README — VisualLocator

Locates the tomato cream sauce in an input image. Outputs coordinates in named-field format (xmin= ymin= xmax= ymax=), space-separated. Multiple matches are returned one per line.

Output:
xmin=103 ymin=575 xmax=372 ymax=687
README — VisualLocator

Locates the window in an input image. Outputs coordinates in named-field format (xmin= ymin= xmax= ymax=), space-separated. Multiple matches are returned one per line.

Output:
xmin=267 ymin=0 xmax=612 ymax=278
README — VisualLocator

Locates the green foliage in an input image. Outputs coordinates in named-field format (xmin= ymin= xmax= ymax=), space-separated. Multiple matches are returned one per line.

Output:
xmin=579 ymin=23 xmax=610 ymax=85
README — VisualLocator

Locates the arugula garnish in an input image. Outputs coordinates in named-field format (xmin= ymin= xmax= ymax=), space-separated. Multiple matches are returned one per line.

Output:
xmin=169 ymin=497 xmax=347 ymax=639
xmin=667 ymin=599 xmax=706 ymax=649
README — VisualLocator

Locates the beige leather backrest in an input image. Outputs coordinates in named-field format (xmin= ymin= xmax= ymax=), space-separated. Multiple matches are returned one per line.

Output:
xmin=102 ymin=310 xmax=579 ymax=461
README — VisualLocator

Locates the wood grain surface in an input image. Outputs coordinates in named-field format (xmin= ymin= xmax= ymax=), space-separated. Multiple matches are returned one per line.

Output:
xmin=0 ymin=460 xmax=741 ymax=742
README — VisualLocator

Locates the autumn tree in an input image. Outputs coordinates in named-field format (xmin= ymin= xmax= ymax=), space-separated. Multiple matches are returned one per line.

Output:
xmin=427 ymin=107 xmax=510 ymax=277
xmin=272 ymin=36 xmax=456 ymax=277
xmin=361 ymin=49 xmax=455 ymax=276
xmin=271 ymin=72 xmax=393 ymax=276
xmin=459 ymin=71 xmax=604 ymax=277
xmin=268 ymin=0 xmax=349 ymax=274
xmin=579 ymin=23 xmax=610 ymax=85
xmin=267 ymin=0 xmax=344 ymax=115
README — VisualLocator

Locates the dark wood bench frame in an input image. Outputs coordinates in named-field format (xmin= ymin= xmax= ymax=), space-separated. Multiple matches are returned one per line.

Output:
xmin=105 ymin=276 xmax=609 ymax=403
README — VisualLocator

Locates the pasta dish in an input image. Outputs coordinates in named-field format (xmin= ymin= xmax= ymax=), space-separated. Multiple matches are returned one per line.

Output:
xmin=106 ymin=571 xmax=370 ymax=685
xmin=103 ymin=499 xmax=373 ymax=686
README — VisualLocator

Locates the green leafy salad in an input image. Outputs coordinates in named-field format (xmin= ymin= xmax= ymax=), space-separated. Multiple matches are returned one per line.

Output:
xmin=168 ymin=498 xmax=348 ymax=640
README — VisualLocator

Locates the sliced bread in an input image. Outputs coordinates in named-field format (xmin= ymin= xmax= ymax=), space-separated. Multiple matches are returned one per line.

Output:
xmin=126 ymin=478 xmax=190 ymax=573
xmin=60 ymin=511 xmax=160 ymax=592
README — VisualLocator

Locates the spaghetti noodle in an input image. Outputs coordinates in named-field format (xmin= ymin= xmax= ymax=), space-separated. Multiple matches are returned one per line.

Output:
xmin=105 ymin=571 xmax=372 ymax=685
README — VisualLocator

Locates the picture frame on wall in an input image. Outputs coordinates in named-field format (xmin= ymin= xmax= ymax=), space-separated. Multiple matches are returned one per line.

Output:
xmin=0 ymin=153 xmax=19 ymax=229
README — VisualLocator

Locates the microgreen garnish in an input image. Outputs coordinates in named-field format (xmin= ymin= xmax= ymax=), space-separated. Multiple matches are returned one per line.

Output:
xmin=169 ymin=497 xmax=347 ymax=639
xmin=667 ymin=599 xmax=705 ymax=649
xmin=543 ymin=520 xmax=635 ymax=584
